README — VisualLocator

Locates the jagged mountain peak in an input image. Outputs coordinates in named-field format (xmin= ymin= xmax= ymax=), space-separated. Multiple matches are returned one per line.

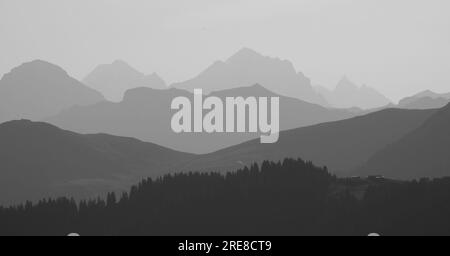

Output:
xmin=315 ymin=76 xmax=391 ymax=109
xmin=335 ymin=76 xmax=360 ymax=91
xmin=172 ymin=49 xmax=327 ymax=106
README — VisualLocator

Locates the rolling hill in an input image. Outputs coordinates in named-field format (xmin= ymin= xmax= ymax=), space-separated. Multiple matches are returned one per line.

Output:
xmin=178 ymin=108 xmax=435 ymax=175
xmin=0 ymin=120 xmax=194 ymax=205
xmin=359 ymin=103 xmax=450 ymax=179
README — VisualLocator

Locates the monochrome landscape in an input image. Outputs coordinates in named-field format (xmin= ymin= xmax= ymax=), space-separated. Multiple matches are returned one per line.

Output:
xmin=1 ymin=0 xmax=450 ymax=236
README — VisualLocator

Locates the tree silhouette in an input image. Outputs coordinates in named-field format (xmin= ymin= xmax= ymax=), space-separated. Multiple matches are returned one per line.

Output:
xmin=1 ymin=158 xmax=450 ymax=236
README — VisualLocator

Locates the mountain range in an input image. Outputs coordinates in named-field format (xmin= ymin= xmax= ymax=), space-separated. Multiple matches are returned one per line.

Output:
xmin=46 ymin=84 xmax=358 ymax=154
xmin=172 ymin=48 xmax=328 ymax=106
xmin=1 ymin=56 xmax=450 ymax=205
xmin=0 ymin=60 xmax=104 ymax=123
xmin=315 ymin=76 xmax=392 ymax=109
xmin=0 ymin=106 xmax=436 ymax=205
xmin=83 ymin=60 xmax=167 ymax=102
xmin=177 ymin=108 xmax=434 ymax=175
xmin=397 ymin=90 xmax=450 ymax=110
xmin=0 ymin=120 xmax=194 ymax=205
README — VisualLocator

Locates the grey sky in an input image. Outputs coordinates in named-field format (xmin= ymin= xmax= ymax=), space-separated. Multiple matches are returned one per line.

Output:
xmin=1 ymin=0 xmax=449 ymax=102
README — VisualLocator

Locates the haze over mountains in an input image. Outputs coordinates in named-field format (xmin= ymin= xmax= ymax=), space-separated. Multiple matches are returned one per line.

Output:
xmin=360 ymin=103 xmax=450 ymax=179
xmin=47 ymin=84 xmax=358 ymax=154
xmin=1 ymin=55 xmax=449 ymax=206
xmin=179 ymin=108 xmax=435 ymax=175
xmin=0 ymin=120 xmax=194 ymax=205
xmin=315 ymin=77 xmax=392 ymax=109
xmin=0 ymin=106 xmax=444 ymax=205
xmin=397 ymin=90 xmax=450 ymax=110
xmin=83 ymin=60 xmax=167 ymax=102
xmin=172 ymin=48 xmax=328 ymax=106
xmin=0 ymin=60 xmax=104 ymax=123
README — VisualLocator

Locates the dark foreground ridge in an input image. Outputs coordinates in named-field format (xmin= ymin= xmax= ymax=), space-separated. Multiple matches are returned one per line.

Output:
xmin=1 ymin=158 xmax=450 ymax=236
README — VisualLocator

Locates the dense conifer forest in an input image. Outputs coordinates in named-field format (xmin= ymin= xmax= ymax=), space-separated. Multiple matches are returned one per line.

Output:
xmin=1 ymin=158 xmax=450 ymax=236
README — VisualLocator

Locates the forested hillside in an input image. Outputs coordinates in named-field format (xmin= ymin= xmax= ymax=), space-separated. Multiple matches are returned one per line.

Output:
xmin=2 ymin=158 xmax=450 ymax=236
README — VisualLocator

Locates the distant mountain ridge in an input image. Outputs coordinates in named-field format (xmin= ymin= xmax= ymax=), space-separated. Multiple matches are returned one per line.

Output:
xmin=0 ymin=60 xmax=104 ymax=123
xmin=398 ymin=90 xmax=450 ymax=109
xmin=83 ymin=60 xmax=167 ymax=101
xmin=172 ymin=48 xmax=328 ymax=106
xmin=398 ymin=96 xmax=449 ymax=110
xmin=315 ymin=76 xmax=391 ymax=109
xmin=47 ymin=84 xmax=358 ymax=154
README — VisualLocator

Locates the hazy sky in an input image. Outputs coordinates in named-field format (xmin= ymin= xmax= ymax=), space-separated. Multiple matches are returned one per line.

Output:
xmin=1 ymin=0 xmax=449 ymax=102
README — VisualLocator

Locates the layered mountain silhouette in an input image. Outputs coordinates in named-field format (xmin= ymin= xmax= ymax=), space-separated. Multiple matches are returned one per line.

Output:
xmin=83 ymin=60 xmax=167 ymax=102
xmin=398 ymin=90 xmax=450 ymax=109
xmin=398 ymin=97 xmax=449 ymax=110
xmin=47 ymin=84 xmax=357 ymax=154
xmin=179 ymin=108 xmax=435 ymax=175
xmin=0 ymin=60 xmax=104 ymax=123
xmin=359 ymin=103 xmax=450 ymax=179
xmin=0 ymin=120 xmax=194 ymax=205
xmin=172 ymin=48 xmax=328 ymax=106
xmin=2 ymin=56 xmax=448 ymax=206
xmin=315 ymin=77 xmax=391 ymax=109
